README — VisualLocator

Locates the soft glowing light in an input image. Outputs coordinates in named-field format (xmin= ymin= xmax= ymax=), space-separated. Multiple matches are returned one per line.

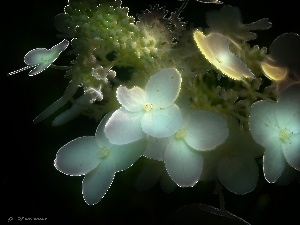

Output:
xmin=261 ymin=58 xmax=288 ymax=81
xmin=54 ymin=114 xmax=146 ymax=205
xmin=249 ymin=84 xmax=300 ymax=183
xmin=105 ymin=68 xmax=183 ymax=144
xmin=193 ymin=30 xmax=255 ymax=81
xmin=175 ymin=128 xmax=186 ymax=139
xmin=143 ymin=103 xmax=153 ymax=112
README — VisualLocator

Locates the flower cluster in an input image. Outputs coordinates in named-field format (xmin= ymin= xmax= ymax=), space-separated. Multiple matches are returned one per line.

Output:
xmin=55 ymin=68 xmax=229 ymax=204
xmin=9 ymin=0 xmax=300 ymax=219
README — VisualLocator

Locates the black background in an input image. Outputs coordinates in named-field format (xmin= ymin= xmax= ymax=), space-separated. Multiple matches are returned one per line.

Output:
xmin=2 ymin=0 xmax=300 ymax=224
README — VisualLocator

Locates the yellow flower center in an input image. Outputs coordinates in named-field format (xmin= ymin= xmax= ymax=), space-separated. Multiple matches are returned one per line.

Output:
xmin=99 ymin=147 xmax=110 ymax=159
xmin=143 ymin=103 xmax=153 ymax=112
xmin=175 ymin=128 xmax=186 ymax=139
xmin=279 ymin=128 xmax=293 ymax=144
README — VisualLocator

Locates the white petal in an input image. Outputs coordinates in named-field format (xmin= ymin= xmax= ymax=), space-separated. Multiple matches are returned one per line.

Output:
xmin=142 ymin=105 xmax=182 ymax=138
xmin=263 ymin=139 xmax=286 ymax=183
xmin=116 ymin=86 xmax=146 ymax=112
xmin=193 ymin=30 xmax=255 ymax=81
xmin=49 ymin=39 xmax=69 ymax=56
xmin=144 ymin=136 xmax=169 ymax=161
xmin=185 ymin=111 xmax=228 ymax=151
xmin=217 ymin=155 xmax=258 ymax=194
xmin=54 ymin=136 xmax=100 ymax=176
xmin=276 ymin=85 xmax=300 ymax=134
xmin=110 ymin=138 xmax=147 ymax=171
xmin=104 ymin=108 xmax=144 ymax=145
xmin=24 ymin=48 xmax=48 ymax=65
xmin=249 ymin=100 xmax=278 ymax=146
xmin=95 ymin=113 xmax=114 ymax=146
xmin=28 ymin=61 xmax=52 ymax=76
xmin=283 ymin=133 xmax=300 ymax=171
xmin=82 ymin=159 xmax=115 ymax=205
xmin=275 ymin=107 xmax=300 ymax=135
xmin=145 ymin=68 xmax=181 ymax=108
xmin=164 ymin=139 xmax=203 ymax=187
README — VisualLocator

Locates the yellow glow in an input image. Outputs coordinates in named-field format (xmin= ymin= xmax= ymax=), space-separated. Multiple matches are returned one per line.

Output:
xmin=279 ymin=129 xmax=292 ymax=144
xmin=99 ymin=148 xmax=110 ymax=159
xmin=261 ymin=59 xmax=288 ymax=81
xmin=175 ymin=128 xmax=186 ymax=139
xmin=143 ymin=103 xmax=153 ymax=112
xmin=193 ymin=30 xmax=255 ymax=81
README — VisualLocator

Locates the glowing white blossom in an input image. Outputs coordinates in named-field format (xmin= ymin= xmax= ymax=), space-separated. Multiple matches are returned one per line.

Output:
xmin=104 ymin=68 xmax=182 ymax=145
xmin=249 ymin=84 xmax=300 ymax=183
xmin=144 ymin=110 xmax=228 ymax=187
xmin=54 ymin=114 xmax=146 ymax=205
xmin=193 ymin=30 xmax=254 ymax=81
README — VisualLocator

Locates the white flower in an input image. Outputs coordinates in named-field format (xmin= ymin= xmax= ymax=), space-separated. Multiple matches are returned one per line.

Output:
xmin=200 ymin=119 xmax=263 ymax=194
xmin=8 ymin=39 xmax=69 ymax=76
xmin=144 ymin=110 xmax=228 ymax=187
xmin=249 ymin=84 xmax=300 ymax=183
xmin=54 ymin=114 xmax=146 ymax=205
xmin=193 ymin=30 xmax=254 ymax=81
xmin=104 ymin=68 xmax=182 ymax=145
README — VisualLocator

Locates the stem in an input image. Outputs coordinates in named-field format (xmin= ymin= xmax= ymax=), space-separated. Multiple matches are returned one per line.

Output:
xmin=50 ymin=64 xmax=72 ymax=70
xmin=215 ymin=179 xmax=225 ymax=211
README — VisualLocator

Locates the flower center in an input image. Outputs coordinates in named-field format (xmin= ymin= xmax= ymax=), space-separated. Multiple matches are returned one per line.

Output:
xmin=143 ymin=103 xmax=153 ymax=112
xmin=98 ymin=147 xmax=110 ymax=159
xmin=279 ymin=128 xmax=293 ymax=144
xmin=175 ymin=128 xmax=186 ymax=139
xmin=216 ymin=52 xmax=229 ymax=64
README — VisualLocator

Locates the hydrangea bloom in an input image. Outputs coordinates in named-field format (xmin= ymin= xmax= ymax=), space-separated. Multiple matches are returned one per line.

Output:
xmin=249 ymin=84 xmax=300 ymax=183
xmin=193 ymin=30 xmax=255 ymax=81
xmin=54 ymin=114 xmax=146 ymax=205
xmin=8 ymin=39 xmax=69 ymax=76
xmin=104 ymin=68 xmax=182 ymax=145
xmin=144 ymin=110 xmax=228 ymax=187
xmin=200 ymin=119 xmax=263 ymax=194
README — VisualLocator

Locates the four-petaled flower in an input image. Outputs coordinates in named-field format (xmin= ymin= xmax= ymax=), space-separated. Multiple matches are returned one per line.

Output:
xmin=104 ymin=68 xmax=182 ymax=145
xmin=249 ymin=84 xmax=300 ymax=183
xmin=54 ymin=113 xmax=146 ymax=205
xmin=144 ymin=110 xmax=228 ymax=187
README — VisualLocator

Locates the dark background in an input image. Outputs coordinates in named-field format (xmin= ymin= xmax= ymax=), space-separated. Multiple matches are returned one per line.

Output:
xmin=2 ymin=0 xmax=299 ymax=224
